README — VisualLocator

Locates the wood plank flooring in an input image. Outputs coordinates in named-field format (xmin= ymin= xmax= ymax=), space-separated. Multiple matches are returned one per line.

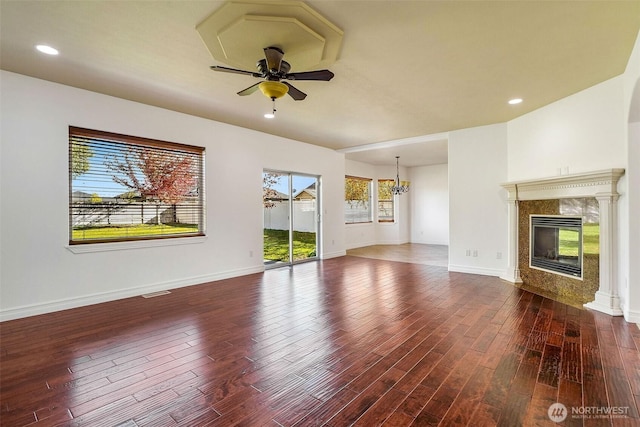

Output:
xmin=346 ymin=244 xmax=448 ymax=268
xmin=1 ymin=255 xmax=639 ymax=426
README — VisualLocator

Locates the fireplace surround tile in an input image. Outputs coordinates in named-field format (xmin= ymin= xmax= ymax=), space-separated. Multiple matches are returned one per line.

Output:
xmin=518 ymin=199 xmax=599 ymax=308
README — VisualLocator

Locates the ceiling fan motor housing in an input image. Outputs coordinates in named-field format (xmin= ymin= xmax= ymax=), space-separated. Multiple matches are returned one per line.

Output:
xmin=256 ymin=58 xmax=291 ymax=79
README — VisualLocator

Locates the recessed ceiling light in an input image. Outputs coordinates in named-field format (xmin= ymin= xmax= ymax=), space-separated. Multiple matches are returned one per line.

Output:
xmin=264 ymin=112 xmax=275 ymax=119
xmin=508 ymin=98 xmax=523 ymax=105
xmin=36 ymin=44 xmax=59 ymax=55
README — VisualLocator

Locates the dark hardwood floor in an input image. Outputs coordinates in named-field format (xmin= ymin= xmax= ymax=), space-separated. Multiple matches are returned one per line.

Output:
xmin=1 ymin=256 xmax=639 ymax=426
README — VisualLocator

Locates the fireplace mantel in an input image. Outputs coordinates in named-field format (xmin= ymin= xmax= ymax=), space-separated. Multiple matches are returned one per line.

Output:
xmin=501 ymin=169 xmax=625 ymax=201
xmin=500 ymin=168 xmax=625 ymax=316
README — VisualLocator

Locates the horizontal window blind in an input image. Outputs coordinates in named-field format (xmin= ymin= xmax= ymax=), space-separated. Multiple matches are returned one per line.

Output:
xmin=69 ymin=126 xmax=205 ymax=244
xmin=345 ymin=175 xmax=372 ymax=224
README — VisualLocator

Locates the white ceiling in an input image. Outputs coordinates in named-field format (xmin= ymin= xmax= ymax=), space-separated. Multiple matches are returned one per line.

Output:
xmin=1 ymin=1 xmax=639 ymax=167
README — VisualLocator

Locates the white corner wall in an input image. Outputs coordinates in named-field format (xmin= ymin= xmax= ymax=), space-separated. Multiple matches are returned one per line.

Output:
xmin=375 ymin=164 xmax=410 ymax=245
xmin=448 ymin=123 xmax=508 ymax=277
xmin=0 ymin=71 xmax=346 ymax=321
xmin=623 ymin=30 xmax=640 ymax=322
xmin=628 ymin=121 xmax=640 ymax=322
xmin=344 ymin=159 xmax=410 ymax=249
xmin=345 ymin=159 xmax=376 ymax=249
xmin=410 ymin=164 xmax=449 ymax=245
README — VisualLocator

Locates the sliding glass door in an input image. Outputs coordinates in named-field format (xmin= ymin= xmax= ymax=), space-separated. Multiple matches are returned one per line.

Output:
xmin=291 ymin=174 xmax=318 ymax=262
xmin=263 ymin=171 xmax=319 ymax=267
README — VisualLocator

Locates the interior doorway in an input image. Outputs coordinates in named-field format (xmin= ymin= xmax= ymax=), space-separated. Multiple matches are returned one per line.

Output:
xmin=263 ymin=171 xmax=320 ymax=268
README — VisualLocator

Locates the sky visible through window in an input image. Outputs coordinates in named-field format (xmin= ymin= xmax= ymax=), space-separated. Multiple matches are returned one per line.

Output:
xmin=72 ymin=147 xmax=128 ymax=198
xmin=266 ymin=173 xmax=316 ymax=197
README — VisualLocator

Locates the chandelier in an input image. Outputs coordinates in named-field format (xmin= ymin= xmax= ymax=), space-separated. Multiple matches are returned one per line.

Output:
xmin=391 ymin=156 xmax=410 ymax=195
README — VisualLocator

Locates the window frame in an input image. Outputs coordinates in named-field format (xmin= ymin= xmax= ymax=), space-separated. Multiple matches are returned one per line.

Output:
xmin=377 ymin=179 xmax=395 ymax=223
xmin=344 ymin=175 xmax=373 ymax=224
xmin=68 ymin=126 xmax=205 ymax=246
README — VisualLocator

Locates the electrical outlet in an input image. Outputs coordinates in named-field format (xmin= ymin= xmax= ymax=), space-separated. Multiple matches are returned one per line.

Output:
xmin=466 ymin=249 xmax=471 ymax=256
xmin=473 ymin=250 xmax=478 ymax=257
xmin=497 ymin=252 xmax=502 ymax=260
xmin=249 ymin=250 xmax=253 ymax=258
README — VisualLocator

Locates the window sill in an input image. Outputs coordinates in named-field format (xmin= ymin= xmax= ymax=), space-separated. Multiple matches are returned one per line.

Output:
xmin=66 ymin=235 xmax=207 ymax=254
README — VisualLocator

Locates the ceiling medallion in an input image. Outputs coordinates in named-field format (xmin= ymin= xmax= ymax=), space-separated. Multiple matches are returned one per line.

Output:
xmin=196 ymin=1 xmax=343 ymax=71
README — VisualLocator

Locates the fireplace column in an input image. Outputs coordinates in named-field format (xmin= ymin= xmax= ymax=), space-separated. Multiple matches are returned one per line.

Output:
xmin=500 ymin=184 xmax=522 ymax=284
xmin=585 ymin=193 xmax=623 ymax=316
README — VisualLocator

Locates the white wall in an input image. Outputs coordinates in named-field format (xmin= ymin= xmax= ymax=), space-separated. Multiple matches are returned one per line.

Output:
xmin=0 ymin=71 xmax=346 ymax=320
xmin=448 ymin=123 xmax=508 ymax=277
xmin=344 ymin=159 xmax=410 ymax=249
xmin=627 ymin=120 xmax=640 ymax=322
xmin=410 ymin=164 xmax=449 ymax=245
xmin=507 ymin=76 xmax=626 ymax=181
xmin=623 ymin=31 xmax=640 ymax=322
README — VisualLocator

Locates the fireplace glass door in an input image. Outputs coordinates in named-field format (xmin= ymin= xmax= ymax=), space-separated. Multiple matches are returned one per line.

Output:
xmin=530 ymin=215 xmax=583 ymax=278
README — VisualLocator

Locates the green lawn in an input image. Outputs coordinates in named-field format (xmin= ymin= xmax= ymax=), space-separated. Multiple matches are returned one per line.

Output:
xmin=263 ymin=229 xmax=316 ymax=262
xmin=559 ymin=223 xmax=599 ymax=256
xmin=72 ymin=223 xmax=199 ymax=241
xmin=74 ymin=226 xmax=316 ymax=262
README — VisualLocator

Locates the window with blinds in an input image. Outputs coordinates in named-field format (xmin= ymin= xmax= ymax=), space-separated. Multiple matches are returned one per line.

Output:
xmin=69 ymin=126 xmax=205 ymax=244
xmin=377 ymin=179 xmax=395 ymax=222
xmin=344 ymin=175 xmax=372 ymax=224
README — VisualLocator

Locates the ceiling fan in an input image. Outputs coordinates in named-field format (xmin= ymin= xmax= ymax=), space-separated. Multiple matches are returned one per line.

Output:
xmin=210 ymin=46 xmax=334 ymax=101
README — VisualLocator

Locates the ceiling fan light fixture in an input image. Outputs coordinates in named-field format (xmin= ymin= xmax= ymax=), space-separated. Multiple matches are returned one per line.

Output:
xmin=259 ymin=81 xmax=289 ymax=99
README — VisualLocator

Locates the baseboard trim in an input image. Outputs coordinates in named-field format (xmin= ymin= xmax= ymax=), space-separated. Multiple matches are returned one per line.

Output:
xmin=375 ymin=239 xmax=411 ymax=246
xmin=345 ymin=241 xmax=377 ymax=250
xmin=0 ymin=265 xmax=265 ymax=322
xmin=624 ymin=308 xmax=640 ymax=323
xmin=410 ymin=239 xmax=449 ymax=246
xmin=448 ymin=264 xmax=502 ymax=277
xmin=322 ymin=250 xmax=347 ymax=259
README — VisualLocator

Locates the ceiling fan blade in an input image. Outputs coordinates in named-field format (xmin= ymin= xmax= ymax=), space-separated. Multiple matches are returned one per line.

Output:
xmin=237 ymin=82 xmax=261 ymax=96
xmin=263 ymin=47 xmax=284 ymax=72
xmin=283 ymin=82 xmax=307 ymax=101
xmin=285 ymin=70 xmax=334 ymax=81
xmin=210 ymin=65 xmax=261 ymax=77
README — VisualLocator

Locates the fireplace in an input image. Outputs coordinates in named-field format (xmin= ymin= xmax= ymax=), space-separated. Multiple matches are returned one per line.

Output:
xmin=530 ymin=215 xmax=582 ymax=278
xmin=501 ymin=168 xmax=625 ymax=316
